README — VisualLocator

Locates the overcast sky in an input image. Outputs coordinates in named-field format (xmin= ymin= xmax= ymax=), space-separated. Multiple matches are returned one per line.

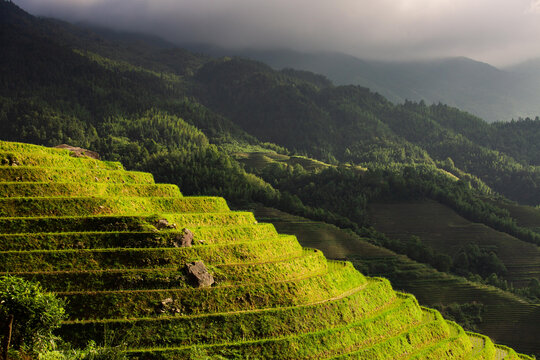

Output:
xmin=16 ymin=0 xmax=540 ymax=66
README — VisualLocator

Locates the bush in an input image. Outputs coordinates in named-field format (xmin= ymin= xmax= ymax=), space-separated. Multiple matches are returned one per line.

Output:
xmin=0 ymin=276 xmax=65 ymax=355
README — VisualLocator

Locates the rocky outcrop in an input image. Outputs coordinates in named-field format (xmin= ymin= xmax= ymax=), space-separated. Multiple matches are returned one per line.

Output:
xmin=55 ymin=144 xmax=100 ymax=160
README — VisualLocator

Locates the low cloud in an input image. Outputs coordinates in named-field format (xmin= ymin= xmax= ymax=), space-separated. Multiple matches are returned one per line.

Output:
xmin=16 ymin=0 xmax=540 ymax=66
xmin=529 ymin=0 xmax=540 ymax=12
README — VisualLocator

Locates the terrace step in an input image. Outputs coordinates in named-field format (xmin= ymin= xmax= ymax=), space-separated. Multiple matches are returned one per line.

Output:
xmin=0 ymin=196 xmax=229 ymax=217
xmin=325 ymin=310 xmax=451 ymax=360
xmin=0 ymin=211 xmax=258 ymax=233
xmin=60 ymin=278 xmax=396 ymax=348
xmin=125 ymin=295 xmax=441 ymax=360
xmin=5 ymin=249 xmax=327 ymax=291
xmin=0 ymin=235 xmax=303 ymax=272
xmin=465 ymin=332 xmax=496 ymax=359
xmin=0 ymin=141 xmax=97 ymax=158
xmin=0 ymin=166 xmax=155 ymax=184
xmin=0 ymin=182 xmax=181 ymax=198
xmin=0 ymin=150 xmax=123 ymax=170
xmin=494 ymin=344 xmax=533 ymax=360
xmin=58 ymin=262 xmax=365 ymax=320
xmin=0 ymin=223 xmax=278 ymax=250
xmin=406 ymin=320 xmax=472 ymax=359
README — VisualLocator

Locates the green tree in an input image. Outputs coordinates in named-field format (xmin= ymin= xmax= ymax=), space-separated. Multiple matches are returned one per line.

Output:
xmin=0 ymin=276 xmax=65 ymax=356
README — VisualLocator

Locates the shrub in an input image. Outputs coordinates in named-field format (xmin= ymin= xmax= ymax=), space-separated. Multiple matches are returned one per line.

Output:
xmin=0 ymin=276 xmax=65 ymax=355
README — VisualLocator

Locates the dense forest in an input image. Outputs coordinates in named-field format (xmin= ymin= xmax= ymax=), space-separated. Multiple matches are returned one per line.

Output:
xmin=2 ymin=0 xmax=540 ymax=302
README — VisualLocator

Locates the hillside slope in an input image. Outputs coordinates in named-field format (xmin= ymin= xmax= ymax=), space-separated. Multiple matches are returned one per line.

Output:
xmin=0 ymin=139 xmax=534 ymax=359
xmin=368 ymin=200 xmax=540 ymax=287
xmin=195 ymin=47 xmax=540 ymax=122
xmin=254 ymin=205 xmax=540 ymax=357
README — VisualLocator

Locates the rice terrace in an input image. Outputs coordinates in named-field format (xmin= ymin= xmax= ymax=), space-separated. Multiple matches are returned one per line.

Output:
xmin=0 ymin=141 xmax=534 ymax=358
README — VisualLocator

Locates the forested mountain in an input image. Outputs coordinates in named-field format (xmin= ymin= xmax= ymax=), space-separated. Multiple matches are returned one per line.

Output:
xmin=2 ymin=1 xmax=540 ymax=354
xmin=190 ymin=56 xmax=540 ymax=205
xmin=185 ymin=46 xmax=540 ymax=122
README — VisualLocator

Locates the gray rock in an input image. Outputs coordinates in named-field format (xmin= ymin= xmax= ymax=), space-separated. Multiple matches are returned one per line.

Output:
xmin=155 ymin=218 xmax=177 ymax=230
xmin=158 ymin=297 xmax=176 ymax=314
xmin=173 ymin=228 xmax=194 ymax=247
xmin=161 ymin=297 xmax=173 ymax=306
xmin=55 ymin=144 xmax=100 ymax=159
xmin=186 ymin=261 xmax=214 ymax=288
xmin=2 ymin=157 xmax=20 ymax=166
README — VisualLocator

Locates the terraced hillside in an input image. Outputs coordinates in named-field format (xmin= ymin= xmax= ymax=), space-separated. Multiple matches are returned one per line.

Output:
xmin=368 ymin=200 xmax=540 ymax=288
xmin=0 ymin=140 xmax=532 ymax=359
xmin=254 ymin=205 xmax=540 ymax=357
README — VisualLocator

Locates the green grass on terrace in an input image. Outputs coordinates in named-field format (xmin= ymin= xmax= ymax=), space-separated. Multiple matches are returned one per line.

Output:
xmin=4 ymin=249 xmax=327 ymax=291
xmin=126 ymin=300 xmax=441 ymax=360
xmin=0 ymin=211 xmax=257 ymax=233
xmin=253 ymin=204 xmax=540 ymax=357
xmin=0 ymin=223 xmax=278 ymax=251
xmin=407 ymin=320 xmax=472 ymax=360
xmin=0 ymin=196 xmax=229 ymax=217
xmin=329 ymin=318 xmax=451 ymax=360
xmin=58 ymin=262 xmax=365 ymax=320
xmin=0 ymin=182 xmax=182 ymax=198
xmin=0 ymin=166 xmax=155 ymax=184
xmin=0 ymin=150 xmax=123 ymax=170
xmin=465 ymin=332 xmax=496 ymax=360
xmin=0 ymin=235 xmax=303 ymax=272
xmin=0 ymin=140 xmax=76 ymax=156
xmin=59 ymin=278 xmax=395 ymax=349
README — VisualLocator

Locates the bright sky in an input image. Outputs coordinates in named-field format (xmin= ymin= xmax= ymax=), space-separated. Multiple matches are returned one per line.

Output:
xmin=16 ymin=0 xmax=540 ymax=66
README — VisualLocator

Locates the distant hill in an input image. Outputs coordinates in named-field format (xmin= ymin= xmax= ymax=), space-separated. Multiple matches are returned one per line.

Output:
xmin=505 ymin=58 xmax=540 ymax=76
xmin=182 ymin=45 xmax=540 ymax=122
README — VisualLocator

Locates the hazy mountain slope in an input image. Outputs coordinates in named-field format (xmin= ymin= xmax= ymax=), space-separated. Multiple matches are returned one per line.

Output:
xmin=193 ymin=58 xmax=431 ymax=164
xmin=505 ymin=58 xmax=540 ymax=76
xmin=6 ymin=0 xmax=540 ymax=209
xmin=195 ymin=46 xmax=540 ymax=122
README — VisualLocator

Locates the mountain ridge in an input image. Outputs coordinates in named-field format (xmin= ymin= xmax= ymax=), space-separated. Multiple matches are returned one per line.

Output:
xmin=175 ymin=44 xmax=540 ymax=122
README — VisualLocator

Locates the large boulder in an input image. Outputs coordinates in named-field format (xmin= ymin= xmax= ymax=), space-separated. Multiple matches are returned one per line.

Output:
xmin=186 ymin=261 xmax=214 ymax=288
